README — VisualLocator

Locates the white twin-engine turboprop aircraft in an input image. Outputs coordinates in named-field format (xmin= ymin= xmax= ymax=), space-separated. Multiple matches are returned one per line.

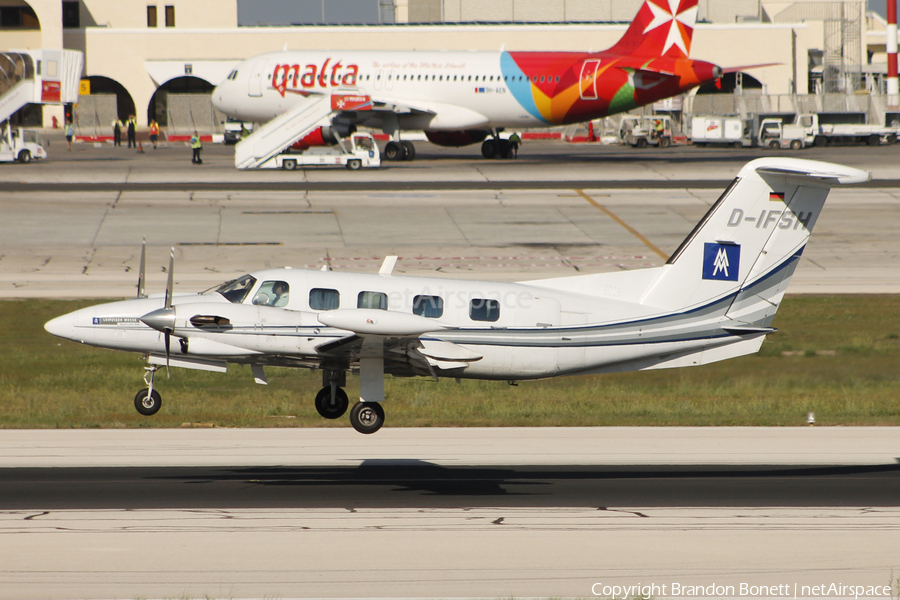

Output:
xmin=45 ymin=158 xmax=868 ymax=434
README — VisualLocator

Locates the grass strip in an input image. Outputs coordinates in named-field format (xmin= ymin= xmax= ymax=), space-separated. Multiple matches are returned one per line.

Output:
xmin=2 ymin=296 xmax=899 ymax=428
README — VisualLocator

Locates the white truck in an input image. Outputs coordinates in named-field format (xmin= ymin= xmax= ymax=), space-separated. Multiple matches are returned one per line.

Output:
xmin=268 ymin=133 xmax=380 ymax=170
xmin=690 ymin=115 xmax=812 ymax=149
xmin=0 ymin=123 xmax=46 ymax=163
xmin=796 ymin=113 xmax=900 ymax=147
xmin=690 ymin=116 xmax=749 ymax=147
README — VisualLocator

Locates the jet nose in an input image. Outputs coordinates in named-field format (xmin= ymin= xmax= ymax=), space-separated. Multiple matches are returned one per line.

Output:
xmin=44 ymin=312 xmax=78 ymax=341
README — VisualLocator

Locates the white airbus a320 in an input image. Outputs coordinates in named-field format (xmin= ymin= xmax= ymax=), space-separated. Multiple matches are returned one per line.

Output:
xmin=45 ymin=158 xmax=868 ymax=433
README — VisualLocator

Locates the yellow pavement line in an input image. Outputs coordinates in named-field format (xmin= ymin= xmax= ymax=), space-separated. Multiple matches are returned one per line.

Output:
xmin=575 ymin=189 xmax=669 ymax=261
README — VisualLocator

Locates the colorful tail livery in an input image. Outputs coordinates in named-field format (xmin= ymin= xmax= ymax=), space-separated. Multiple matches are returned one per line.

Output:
xmin=212 ymin=0 xmax=721 ymax=162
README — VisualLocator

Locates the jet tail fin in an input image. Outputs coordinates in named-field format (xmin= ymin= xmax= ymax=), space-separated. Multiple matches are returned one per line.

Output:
xmin=640 ymin=158 xmax=869 ymax=326
xmin=607 ymin=0 xmax=699 ymax=59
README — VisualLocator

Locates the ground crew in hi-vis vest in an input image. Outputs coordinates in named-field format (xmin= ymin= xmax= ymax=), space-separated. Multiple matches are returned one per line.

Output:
xmin=190 ymin=131 xmax=203 ymax=164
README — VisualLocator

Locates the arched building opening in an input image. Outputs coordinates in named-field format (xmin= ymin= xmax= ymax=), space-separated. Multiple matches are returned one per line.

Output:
xmin=697 ymin=72 xmax=764 ymax=95
xmin=83 ymin=76 xmax=135 ymax=119
xmin=148 ymin=76 xmax=216 ymax=129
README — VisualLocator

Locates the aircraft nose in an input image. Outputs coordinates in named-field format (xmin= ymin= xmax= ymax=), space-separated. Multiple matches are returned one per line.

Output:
xmin=44 ymin=312 xmax=78 ymax=341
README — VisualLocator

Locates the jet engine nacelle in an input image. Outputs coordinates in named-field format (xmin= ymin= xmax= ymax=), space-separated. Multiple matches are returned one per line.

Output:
xmin=424 ymin=129 xmax=490 ymax=147
xmin=291 ymin=126 xmax=341 ymax=150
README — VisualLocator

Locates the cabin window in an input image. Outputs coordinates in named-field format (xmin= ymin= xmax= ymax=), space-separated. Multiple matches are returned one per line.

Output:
xmin=252 ymin=280 xmax=290 ymax=307
xmin=468 ymin=75 xmax=471 ymax=81
xmin=358 ymin=291 xmax=387 ymax=310
xmin=164 ymin=5 xmax=175 ymax=27
xmin=146 ymin=5 xmax=157 ymax=27
xmin=413 ymin=295 xmax=443 ymax=319
xmin=470 ymin=298 xmax=500 ymax=322
xmin=439 ymin=75 xmax=443 ymax=81
xmin=555 ymin=76 xmax=560 ymax=82
xmin=310 ymin=288 xmax=340 ymax=310
xmin=213 ymin=275 xmax=256 ymax=304
xmin=453 ymin=75 xmax=457 ymax=81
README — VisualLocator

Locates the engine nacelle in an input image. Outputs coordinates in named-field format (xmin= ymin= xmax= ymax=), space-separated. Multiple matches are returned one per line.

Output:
xmin=425 ymin=129 xmax=490 ymax=147
xmin=291 ymin=126 xmax=340 ymax=150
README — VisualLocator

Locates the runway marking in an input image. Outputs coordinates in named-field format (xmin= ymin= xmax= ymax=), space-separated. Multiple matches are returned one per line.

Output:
xmin=575 ymin=189 xmax=669 ymax=260
xmin=178 ymin=242 xmax=283 ymax=246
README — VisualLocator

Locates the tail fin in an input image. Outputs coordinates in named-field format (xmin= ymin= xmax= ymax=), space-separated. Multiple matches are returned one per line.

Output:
xmin=640 ymin=158 xmax=869 ymax=326
xmin=608 ymin=0 xmax=699 ymax=59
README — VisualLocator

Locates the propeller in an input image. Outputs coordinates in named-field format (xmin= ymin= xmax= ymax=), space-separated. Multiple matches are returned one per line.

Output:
xmin=139 ymin=247 xmax=177 ymax=378
xmin=136 ymin=238 xmax=147 ymax=299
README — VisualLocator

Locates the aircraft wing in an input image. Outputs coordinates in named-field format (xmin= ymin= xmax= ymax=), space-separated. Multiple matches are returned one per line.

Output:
xmin=314 ymin=310 xmax=482 ymax=376
xmin=361 ymin=95 xmax=491 ymax=130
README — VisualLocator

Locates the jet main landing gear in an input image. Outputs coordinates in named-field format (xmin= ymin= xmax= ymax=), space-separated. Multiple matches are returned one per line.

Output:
xmin=384 ymin=141 xmax=416 ymax=162
xmin=481 ymin=138 xmax=511 ymax=159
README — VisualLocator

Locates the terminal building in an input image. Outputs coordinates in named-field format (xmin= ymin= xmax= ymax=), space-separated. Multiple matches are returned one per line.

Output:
xmin=0 ymin=0 xmax=895 ymax=134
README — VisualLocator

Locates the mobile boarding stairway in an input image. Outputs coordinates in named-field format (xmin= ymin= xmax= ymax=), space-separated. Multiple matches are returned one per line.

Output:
xmin=233 ymin=91 xmax=371 ymax=169
xmin=0 ymin=50 xmax=84 ymax=124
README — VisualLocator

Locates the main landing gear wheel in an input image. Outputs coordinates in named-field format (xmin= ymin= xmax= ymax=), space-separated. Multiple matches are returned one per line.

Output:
xmin=481 ymin=139 xmax=496 ymax=159
xmin=349 ymin=401 xmax=385 ymax=434
xmin=400 ymin=140 xmax=416 ymax=161
xmin=384 ymin=141 xmax=407 ymax=161
xmin=315 ymin=386 xmax=349 ymax=419
xmin=134 ymin=388 xmax=162 ymax=416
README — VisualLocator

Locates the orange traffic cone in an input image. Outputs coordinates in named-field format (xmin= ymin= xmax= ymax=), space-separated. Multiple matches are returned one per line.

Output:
xmin=138 ymin=142 xmax=144 ymax=154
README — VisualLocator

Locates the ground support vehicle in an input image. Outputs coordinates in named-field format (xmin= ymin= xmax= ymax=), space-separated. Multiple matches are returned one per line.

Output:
xmin=620 ymin=115 xmax=674 ymax=148
xmin=266 ymin=133 xmax=380 ymax=170
xmin=801 ymin=113 xmax=900 ymax=146
xmin=758 ymin=117 xmax=813 ymax=150
xmin=223 ymin=117 xmax=253 ymax=145
xmin=0 ymin=122 xmax=46 ymax=163
xmin=690 ymin=116 xmax=755 ymax=147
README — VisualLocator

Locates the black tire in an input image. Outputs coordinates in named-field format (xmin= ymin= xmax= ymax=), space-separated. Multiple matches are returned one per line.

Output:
xmin=349 ymin=401 xmax=385 ymax=434
xmin=768 ymin=140 xmax=780 ymax=150
xmin=636 ymin=138 xmax=648 ymax=149
xmin=315 ymin=387 xmax=349 ymax=419
xmin=134 ymin=388 xmax=162 ymax=416
xmin=867 ymin=134 xmax=880 ymax=147
xmin=814 ymin=136 xmax=827 ymax=147
xmin=790 ymin=139 xmax=802 ymax=150
xmin=346 ymin=159 xmax=362 ymax=170
xmin=283 ymin=159 xmax=297 ymax=170
xmin=694 ymin=142 xmax=706 ymax=147
xmin=481 ymin=139 xmax=496 ymax=159
xmin=18 ymin=150 xmax=31 ymax=164
xmin=496 ymin=139 xmax=511 ymax=158
xmin=733 ymin=141 xmax=743 ymax=149
xmin=400 ymin=140 xmax=416 ymax=161
xmin=887 ymin=134 xmax=898 ymax=144
xmin=384 ymin=141 xmax=406 ymax=161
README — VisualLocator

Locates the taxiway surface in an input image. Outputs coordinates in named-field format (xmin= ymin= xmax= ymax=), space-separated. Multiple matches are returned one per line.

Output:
xmin=3 ymin=142 xmax=899 ymax=296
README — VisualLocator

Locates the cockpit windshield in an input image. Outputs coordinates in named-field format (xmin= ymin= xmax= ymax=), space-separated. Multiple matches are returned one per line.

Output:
xmin=209 ymin=274 xmax=257 ymax=303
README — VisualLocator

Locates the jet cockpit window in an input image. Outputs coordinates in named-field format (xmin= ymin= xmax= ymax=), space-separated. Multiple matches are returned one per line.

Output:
xmin=213 ymin=274 xmax=257 ymax=304
xmin=470 ymin=298 xmax=500 ymax=322
xmin=358 ymin=291 xmax=387 ymax=310
xmin=252 ymin=280 xmax=290 ymax=307
xmin=310 ymin=288 xmax=340 ymax=310
xmin=413 ymin=295 xmax=443 ymax=318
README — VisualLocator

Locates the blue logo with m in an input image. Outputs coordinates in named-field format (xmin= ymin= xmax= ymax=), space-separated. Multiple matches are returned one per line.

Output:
xmin=702 ymin=243 xmax=740 ymax=281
